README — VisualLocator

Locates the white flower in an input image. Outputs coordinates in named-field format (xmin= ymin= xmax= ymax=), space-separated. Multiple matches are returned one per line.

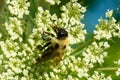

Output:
xmin=5 ymin=17 xmax=23 ymax=40
xmin=114 ymin=59 xmax=120 ymax=65
xmin=21 ymin=77 xmax=27 ymax=80
xmin=61 ymin=65 xmax=66 ymax=71
xmin=44 ymin=73 xmax=50 ymax=79
xmin=0 ymin=60 xmax=2 ymax=65
xmin=116 ymin=68 xmax=120 ymax=76
xmin=77 ymin=68 xmax=89 ymax=78
xmin=106 ymin=10 xmax=113 ymax=18
xmin=94 ymin=12 xmax=120 ymax=40
xmin=80 ymin=7 xmax=86 ymax=13
xmin=6 ymin=0 xmax=30 ymax=18
xmin=28 ymin=39 xmax=35 ymax=47
xmin=103 ymin=42 xmax=110 ymax=48
xmin=67 ymin=75 xmax=73 ymax=80
xmin=82 ymin=41 xmax=109 ymax=65
xmin=61 ymin=6 xmax=67 ymax=11
xmin=45 ymin=0 xmax=61 ymax=5
xmin=7 ymin=69 xmax=14 ymax=75
xmin=53 ymin=68 xmax=60 ymax=73
xmin=106 ymin=76 xmax=112 ymax=80
xmin=50 ymin=72 xmax=55 ymax=78
xmin=23 ymin=69 xmax=28 ymax=76
xmin=114 ymin=60 xmax=120 ymax=76
xmin=71 ymin=0 xmax=78 ymax=2
xmin=0 ymin=33 xmax=2 ymax=38
xmin=10 ymin=50 xmax=17 ymax=57
xmin=88 ymin=71 xmax=112 ymax=80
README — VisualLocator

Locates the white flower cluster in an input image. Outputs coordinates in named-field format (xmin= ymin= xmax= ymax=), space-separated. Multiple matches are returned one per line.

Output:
xmin=82 ymin=41 xmax=109 ymax=65
xmin=4 ymin=17 xmax=23 ymax=41
xmin=88 ymin=71 xmax=112 ymax=80
xmin=0 ymin=39 xmax=33 ymax=79
xmin=6 ymin=0 xmax=30 ymax=18
xmin=77 ymin=10 xmax=120 ymax=79
xmin=81 ymin=10 xmax=120 ymax=67
xmin=31 ymin=7 xmax=53 ymax=47
xmin=0 ymin=40 xmax=19 ymax=58
xmin=34 ymin=56 xmax=90 ymax=80
xmin=60 ymin=1 xmax=87 ymax=44
xmin=0 ymin=0 xmax=36 ymax=79
xmin=35 ymin=7 xmax=53 ymax=29
xmin=94 ymin=10 xmax=120 ymax=40
xmin=61 ymin=56 xmax=90 ymax=78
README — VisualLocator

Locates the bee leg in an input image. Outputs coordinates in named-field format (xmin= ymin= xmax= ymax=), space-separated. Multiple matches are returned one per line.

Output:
xmin=36 ymin=45 xmax=43 ymax=50
xmin=42 ymin=42 xmax=51 ymax=49
xmin=37 ymin=42 xmax=51 ymax=50
xmin=43 ymin=31 xmax=55 ymax=37
xmin=41 ymin=33 xmax=51 ymax=41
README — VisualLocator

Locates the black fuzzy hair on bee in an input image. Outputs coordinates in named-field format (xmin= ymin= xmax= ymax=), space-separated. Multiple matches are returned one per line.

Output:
xmin=53 ymin=25 xmax=68 ymax=39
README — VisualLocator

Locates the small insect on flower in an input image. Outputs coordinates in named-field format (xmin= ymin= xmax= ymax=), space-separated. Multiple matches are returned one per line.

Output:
xmin=36 ymin=25 xmax=69 ymax=66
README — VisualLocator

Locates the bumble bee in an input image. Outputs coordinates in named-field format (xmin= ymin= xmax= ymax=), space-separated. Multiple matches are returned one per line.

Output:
xmin=36 ymin=25 xmax=69 ymax=66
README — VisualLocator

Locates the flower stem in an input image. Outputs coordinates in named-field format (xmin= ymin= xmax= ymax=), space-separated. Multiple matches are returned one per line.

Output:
xmin=96 ymin=67 xmax=118 ymax=71
xmin=27 ymin=15 xmax=37 ymax=27
xmin=71 ymin=37 xmax=95 ymax=56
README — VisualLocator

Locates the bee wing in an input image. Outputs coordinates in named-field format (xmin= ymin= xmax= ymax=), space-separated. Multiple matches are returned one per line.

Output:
xmin=36 ymin=46 xmax=56 ymax=63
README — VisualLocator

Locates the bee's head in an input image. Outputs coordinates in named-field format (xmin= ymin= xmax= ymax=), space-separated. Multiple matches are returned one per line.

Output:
xmin=53 ymin=26 xmax=68 ymax=39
